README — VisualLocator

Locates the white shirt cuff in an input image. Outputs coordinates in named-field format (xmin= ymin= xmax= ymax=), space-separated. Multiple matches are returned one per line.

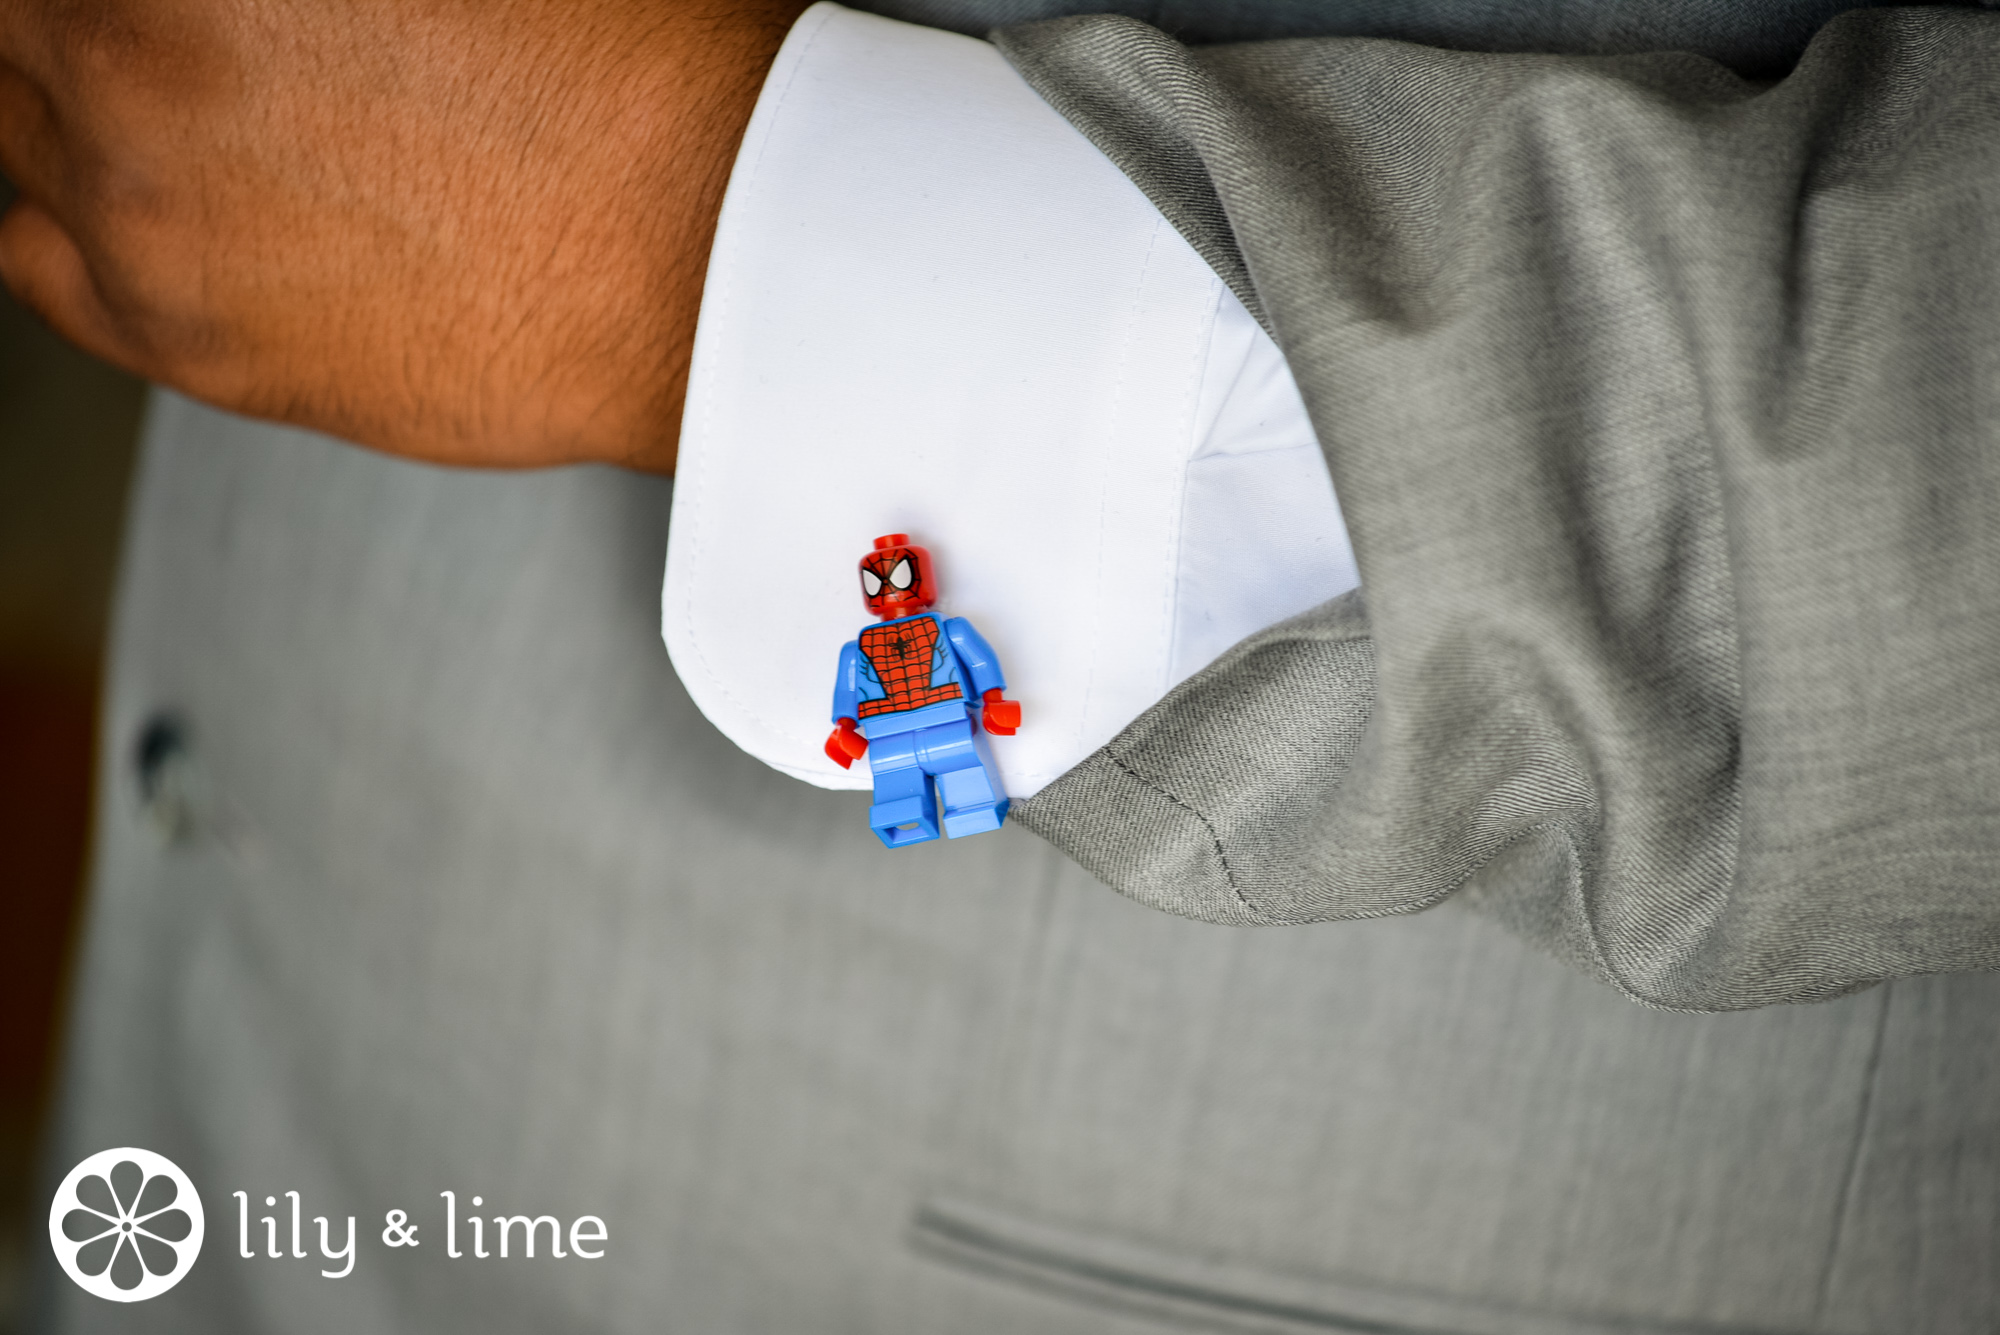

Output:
xmin=663 ymin=2 xmax=1357 ymax=798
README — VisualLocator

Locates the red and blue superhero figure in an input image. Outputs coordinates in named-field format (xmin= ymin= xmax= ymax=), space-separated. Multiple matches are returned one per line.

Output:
xmin=826 ymin=535 xmax=1022 ymax=848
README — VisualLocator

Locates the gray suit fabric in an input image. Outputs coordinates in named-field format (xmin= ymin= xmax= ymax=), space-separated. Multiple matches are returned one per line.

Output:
xmin=36 ymin=395 xmax=2000 ymax=1333
xmin=36 ymin=2 xmax=2000 ymax=1330
xmin=998 ymin=6 xmax=2000 ymax=1011
xmin=871 ymin=0 xmax=1941 ymax=74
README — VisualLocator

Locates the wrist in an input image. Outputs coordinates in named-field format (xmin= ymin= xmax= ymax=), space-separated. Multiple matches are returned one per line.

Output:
xmin=582 ymin=0 xmax=811 ymax=475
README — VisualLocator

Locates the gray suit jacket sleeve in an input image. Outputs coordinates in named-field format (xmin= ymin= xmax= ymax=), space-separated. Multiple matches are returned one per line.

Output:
xmin=992 ymin=7 xmax=2000 ymax=1011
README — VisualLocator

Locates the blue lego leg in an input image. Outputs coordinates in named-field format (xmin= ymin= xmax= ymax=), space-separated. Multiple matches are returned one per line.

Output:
xmin=938 ymin=766 xmax=1008 ymax=838
xmin=914 ymin=717 xmax=1010 ymax=840
xmin=864 ymin=728 xmax=939 ymax=848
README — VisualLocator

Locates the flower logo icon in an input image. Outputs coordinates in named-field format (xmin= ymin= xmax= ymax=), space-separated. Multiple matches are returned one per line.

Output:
xmin=49 ymin=1148 xmax=205 ymax=1302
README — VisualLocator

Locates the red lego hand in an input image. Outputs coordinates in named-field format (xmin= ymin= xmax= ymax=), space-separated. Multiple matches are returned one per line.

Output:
xmin=981 ymin=688 xmax=1021 ymax=736
xmin=825 ymin=717 xmax=867 ymax=769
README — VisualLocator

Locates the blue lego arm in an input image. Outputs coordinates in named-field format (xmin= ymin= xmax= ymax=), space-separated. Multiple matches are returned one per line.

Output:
xmin=943 ymin=617 xmax=1007 ymax=698
xmin=831 ymin=641 xmax=868 ymax=721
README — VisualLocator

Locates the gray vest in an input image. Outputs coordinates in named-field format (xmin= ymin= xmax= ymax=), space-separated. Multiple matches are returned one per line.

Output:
xmin=38 ymin=394 xmax=1999 ymax=1333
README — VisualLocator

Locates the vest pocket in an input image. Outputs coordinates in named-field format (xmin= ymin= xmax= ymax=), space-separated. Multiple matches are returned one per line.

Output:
xmin=909 ymin=1195 xmax=1799 ymax=1335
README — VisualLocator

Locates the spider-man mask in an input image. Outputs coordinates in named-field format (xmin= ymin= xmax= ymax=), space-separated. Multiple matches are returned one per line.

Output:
xmin=858 ymin=534 xmax=937 ymax=620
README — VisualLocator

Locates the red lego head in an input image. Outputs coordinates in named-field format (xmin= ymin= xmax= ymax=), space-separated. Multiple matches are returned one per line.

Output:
xmin=858 ymin=534 xmax=937 ymax=620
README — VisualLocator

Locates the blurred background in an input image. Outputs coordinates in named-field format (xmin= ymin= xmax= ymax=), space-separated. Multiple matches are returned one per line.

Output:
xmin=0 ymin=281 xmax=148 ymax=1332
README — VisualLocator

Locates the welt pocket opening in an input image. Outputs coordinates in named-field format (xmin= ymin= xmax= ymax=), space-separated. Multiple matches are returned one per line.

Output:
xmin=907 ymin=1196 xmax=1804 ymax=1335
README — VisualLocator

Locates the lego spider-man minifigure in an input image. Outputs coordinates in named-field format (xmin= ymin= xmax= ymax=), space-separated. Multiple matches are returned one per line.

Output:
xmin=826 ymin=535 xmax=1022 ymax=848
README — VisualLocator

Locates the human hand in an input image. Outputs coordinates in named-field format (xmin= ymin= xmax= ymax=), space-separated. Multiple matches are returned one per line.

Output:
xmin=0 ymin=0 xmax=808 ymax=472
xmin=980 ymin=687 xmax=1020 ymax=735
